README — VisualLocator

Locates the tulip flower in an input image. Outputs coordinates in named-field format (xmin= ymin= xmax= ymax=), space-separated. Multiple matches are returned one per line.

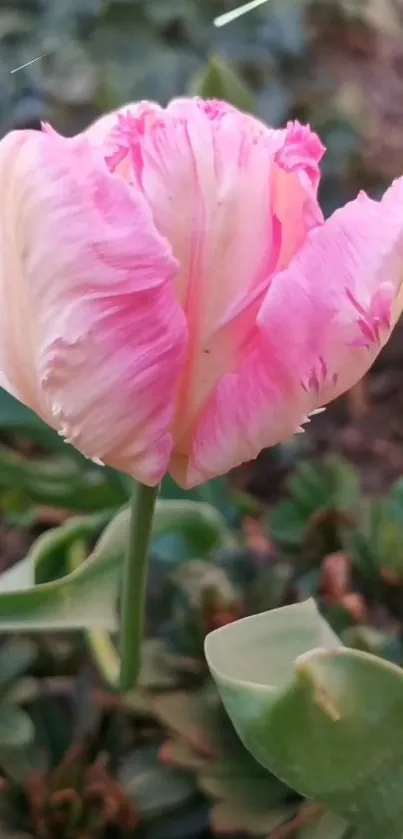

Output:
xmin=0 ymin=97 xmax=403 ymax=491
xmin=2 ymin=96 xmax=403 ymax=693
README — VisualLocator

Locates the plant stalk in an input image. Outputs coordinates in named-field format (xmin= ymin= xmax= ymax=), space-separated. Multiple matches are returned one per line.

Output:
xmin=119 ymin=481 xmax=159 ymax=692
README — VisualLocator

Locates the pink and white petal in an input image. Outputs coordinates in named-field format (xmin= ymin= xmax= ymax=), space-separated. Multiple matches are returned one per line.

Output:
xmin=271 ymin=121 xmax=325 ymax=268
xmin=261 ymin=185 xmax=403 ymax=411
xmin=83 ymin=101 xmax=164 ymax=177
xmin=104 ymin=99 xmax=325 ymax=440
xmin=0 ymin=129 xmax=186 ymax=485
xmin=0 ymin=131 xmax=45 ymax=416
xmin=82 ymin=103 xmax=141 ymax=146
xmin=135 ymin=102 xmax=325 ymax=324
xmin=169 ymin=327 xmax=307 ymax=488
xmin=172 ymin=180 xmax=403 ymax=488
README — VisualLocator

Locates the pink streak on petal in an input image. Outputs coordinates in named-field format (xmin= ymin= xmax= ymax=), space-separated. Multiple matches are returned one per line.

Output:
xmin=172 ymin=177 xmax=403 ymax=487
xmin=101 ymin=99 xmax=326 ymax=453
xmin=0 ymin=129 xmax=187 ymax=485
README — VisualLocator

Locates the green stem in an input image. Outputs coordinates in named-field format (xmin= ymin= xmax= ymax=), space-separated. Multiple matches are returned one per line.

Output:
xmin=119 ymin=482 xmax=159 ymax=692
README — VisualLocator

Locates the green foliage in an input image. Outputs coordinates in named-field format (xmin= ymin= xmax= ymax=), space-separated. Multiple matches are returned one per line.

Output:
xmin=0 ymin=0 xmax=267 ymax=133
xmin=269 ymin=454 xmax=360 ymax=559
xmin=0 ymin=390 xmax=63 ymax=450
xmin=0 ymin=673 xmax=207 ymax=839
xmin=0 ymin=446 xmax=128 ymax=514
xmin=55 ymin=504 xmax=301 ymax=838
xmin=189 ymin=54 xmax=255 ymax=111
xmin=2 ymin=436 xmax=403 ymax=838
xmin=154 ymin=685 xmax=297 ymax=836
xmin=159 ymin=473 xmax=241 ymax=527
xmin=0 ymin=387 xmax=241 ymax=528
xmin=205 ymin=599 xmax=403 ymax=838
xmin=347 ymin=480 xmax=403 ymax=585
xmin=2 ymin=447 xmax=403 ymax=837
xmin=0 ymin=639 xmax=36 ymax=756
xmin=0 ymin=0 xmax=385 ymax=218
xmin=0 ymin=499 xmax=231 ymax=633
xmin=91 ymin=534 xmax=301 ymax=836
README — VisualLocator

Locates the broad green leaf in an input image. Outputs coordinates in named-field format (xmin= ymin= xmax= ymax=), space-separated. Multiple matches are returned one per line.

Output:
xmin=205 ymin=599 xmax=403 ymax=838
xmin=0 ymin=501 xmax=230 ymax=631
xmin=97 ymin=500 xmax=233 ymax=564
xmin=0 ymin=556 xmax=34 ymax=592
xmin=33 ymin=513 xmax=110 ymax=584
xmin=0 ymin=533 xmax=118 ymax=631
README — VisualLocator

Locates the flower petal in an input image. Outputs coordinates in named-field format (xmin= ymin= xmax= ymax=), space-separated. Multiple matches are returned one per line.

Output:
xmin=0 ymin=129 xmax=187 ymax=485
xmin=171 ymin=180 xmax=403 ymax=487
xmin=100 ymin=99 xmax=324 ymax=446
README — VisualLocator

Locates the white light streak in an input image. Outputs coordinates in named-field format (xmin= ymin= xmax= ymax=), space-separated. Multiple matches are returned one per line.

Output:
xmin=214 ymin=0 xmax=269 ymax=27
xmin=11 ymin=52 xmax=53 ymax=74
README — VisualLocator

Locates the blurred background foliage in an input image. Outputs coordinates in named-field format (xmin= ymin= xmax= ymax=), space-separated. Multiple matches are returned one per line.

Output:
xmin=3 ymin=0 xmax=403 ymax=214
xmin=0 ymin=0 xmax=403 ymax=837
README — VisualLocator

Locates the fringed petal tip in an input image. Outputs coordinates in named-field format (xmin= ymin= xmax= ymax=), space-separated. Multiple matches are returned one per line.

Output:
xmin=275 ymin=121 xmax=326 ymax=192
xmin=176 ymin=175 xmax=403 ymax=486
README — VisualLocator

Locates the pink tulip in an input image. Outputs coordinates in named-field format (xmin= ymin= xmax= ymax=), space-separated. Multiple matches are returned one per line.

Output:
xmin=0 ymin=98 xmax=402 ymax=488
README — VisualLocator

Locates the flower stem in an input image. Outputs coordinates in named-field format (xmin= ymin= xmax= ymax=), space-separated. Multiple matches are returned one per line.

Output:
xmin=119 ymin=481 xmax=159 ymax=692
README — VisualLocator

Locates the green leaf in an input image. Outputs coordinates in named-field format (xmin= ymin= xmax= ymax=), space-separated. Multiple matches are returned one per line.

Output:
xmin=346 ymin=498 xmax=403 ymax=584
xmin=118 ymin=744 xmax=197 ymax=818
xmin=0 ymin=388 xmax=59 ymax=446
xmin=0 ymin=530 xmax=117 ymax=632
xmin=0 ymin=389 xmax=85 ymax=461
xmin=160 ymin=475 xmax=239 ymax=525
xmin=0 ymin=640 xmax=36 ymax=691
xmin=0 ymin=705 xmax=34 ymax=749
xmin=269 ymin=500 xmax=307 ymax=549
xmin=269 ymin=456 xmax=360 ymax=557
xmin=0 ymin=500 xmax=230 ymax=631
xmin=0 ymin=446 xmax=127 ymax=512
xmin=99 ymin=499 xmax=233 ymax=565
xmin=0 ymin=557 xmax=34 ymax=593
xmin=205 ymin=599 xmax=403 ymax=838
xmin=188 ymin=55 xmax=255 ymax=112
xmin=33 ymin=513 xmax=110 ymax=584
xmin=93 ymin=4 xmax=199 ymax=107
